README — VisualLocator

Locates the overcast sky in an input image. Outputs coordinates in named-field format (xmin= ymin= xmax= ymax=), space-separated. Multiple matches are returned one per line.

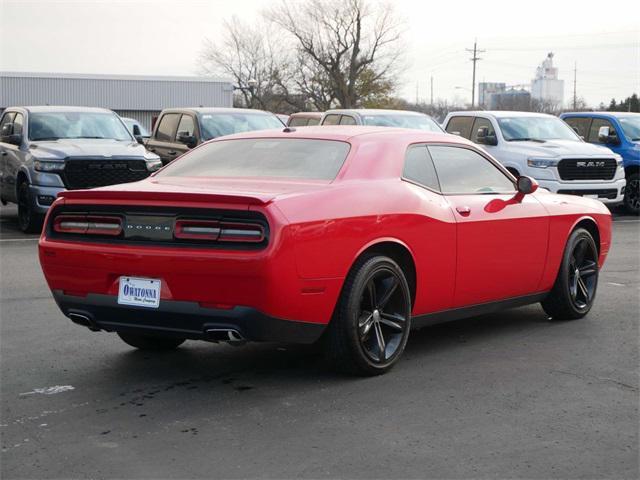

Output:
xmin=1 ymin=0 xmax=638 ymax=107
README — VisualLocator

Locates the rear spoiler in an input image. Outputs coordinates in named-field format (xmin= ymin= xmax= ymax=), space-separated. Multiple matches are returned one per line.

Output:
xmin=57 ymin=189 xmax=274 ymax=206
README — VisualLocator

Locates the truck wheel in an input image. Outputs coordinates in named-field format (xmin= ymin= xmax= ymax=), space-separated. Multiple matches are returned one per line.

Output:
xmin=541 ymin=228 xmax=599 ymax=320
xmin=17 ymin=181 xmax=43 ymax=233
xmin=323 ymin=255 xmax=412 ymax=376
xmin=623 ymin=173 xmax=639 ymax=215
xmin=117 ymin=332 xmax=185 ymax=350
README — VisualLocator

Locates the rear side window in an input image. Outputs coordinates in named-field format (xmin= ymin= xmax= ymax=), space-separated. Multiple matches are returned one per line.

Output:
xmin=156 ymin=113 xmax=181 ymax=142
xmin=445 ymin=116 xmax=474 ymax=138
xmin=159 ymin=138 xmax=350 ymax=181
xmin=403 ymin=145 xmax=440 ymax=191
xmin=288 ymin=117 xmax=309 ymax=127
xmin=307 ymin=117 xmax=320 ymax=126
xmin=322 ymin=114 xmax=341 ymax=126
xmin=564 ymin=117 xmax=591 ymax=139
xmin=428 ymin=145 xmax=514 ymax=194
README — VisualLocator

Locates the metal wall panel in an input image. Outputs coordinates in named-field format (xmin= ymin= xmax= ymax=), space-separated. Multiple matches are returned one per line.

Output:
xmin=0 ymin=73 xmax=234 ymax=111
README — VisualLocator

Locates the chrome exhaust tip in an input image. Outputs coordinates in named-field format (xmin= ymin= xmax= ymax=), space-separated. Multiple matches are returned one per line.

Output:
xmin=205 ymin=328 xmax=246 ymax=344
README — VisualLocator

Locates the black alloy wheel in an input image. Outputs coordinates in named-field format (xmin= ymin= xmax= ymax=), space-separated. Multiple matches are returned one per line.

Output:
xmin=324 ymin=255 xmax=412 ymax=376
xmin=542 ymin=228 xmax=599 ymax=320
xmin=624 ymin=173 xmax=639 ymax=215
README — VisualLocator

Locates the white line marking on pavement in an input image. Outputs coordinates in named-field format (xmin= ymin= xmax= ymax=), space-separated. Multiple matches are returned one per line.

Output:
xmin=606 ymin=282 xmax=626 ymax=287
xmin=19 ymin=385 xmax=75 ymax=396
xmin=0 ymin=238 xmax=39 ymax=242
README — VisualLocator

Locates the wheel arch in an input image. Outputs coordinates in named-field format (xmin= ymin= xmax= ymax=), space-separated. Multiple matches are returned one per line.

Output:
xmin=625 ymin=164 xmax=639 ymax=179
xmin=351 ymin=238 xmax=417 ymax=307
xmin=571 ymin=216 xmax=601 ymax=254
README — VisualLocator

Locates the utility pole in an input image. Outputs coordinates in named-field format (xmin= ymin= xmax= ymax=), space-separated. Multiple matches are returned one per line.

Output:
xmin=573 ymin=62 xmax=577 ymax=110
xmin=430 ymin=75 xmax=434 ymax=105
xmin=466 ymin=39 xmax=485 ymax=108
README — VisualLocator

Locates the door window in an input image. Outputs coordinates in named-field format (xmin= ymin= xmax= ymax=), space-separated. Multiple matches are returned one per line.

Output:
xmin=403 ymin=145 xmax=440 ymax=191
xmin=470 ymin=117 xmax=495 ymax=143
xmin=339 ymin=115 xmax=357 ymax=125
xmin=428 ymin=145 xmax=514 ymax=194
xmin=445 ymin=116 xmax=474 ymax=138
xmin=176 ymin=115 xmax=195 ymax=137
xmin=563 ymin=117 xmax=591 ymax=139
xmin=12 ymin=113 xmax=24 ymax=136
xmin=155 ymin=113 xmax=181 ymax=142
xmin=288 ymin=117 xmax=308 ymax=127
xmin=322 ymin=114 xmax=341 ymax=126
xmin=588 ymin=118 xmax=617 ymax=143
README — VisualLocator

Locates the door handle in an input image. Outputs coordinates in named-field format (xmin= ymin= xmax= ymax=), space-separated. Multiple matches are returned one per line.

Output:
xmin=456 ymin=206 xmax=471 ymax=216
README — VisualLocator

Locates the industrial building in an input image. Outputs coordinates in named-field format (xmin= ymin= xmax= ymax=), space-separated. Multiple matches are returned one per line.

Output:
xmin=0 ymin=72 xmax=234 ymax=130
xmin=531 ymin=53 xmax=564 ymax=105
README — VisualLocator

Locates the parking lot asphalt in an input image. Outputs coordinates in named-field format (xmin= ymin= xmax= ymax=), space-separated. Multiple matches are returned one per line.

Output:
xmin=0 ymin=204 xmax=638 ymax=479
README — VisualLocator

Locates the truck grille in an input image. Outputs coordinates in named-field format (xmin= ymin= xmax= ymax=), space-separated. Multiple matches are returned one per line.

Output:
xmin=61 ymin=159 xmax=150 ymax=190
xmin=557 ymin=158 xmax=617 ymax=181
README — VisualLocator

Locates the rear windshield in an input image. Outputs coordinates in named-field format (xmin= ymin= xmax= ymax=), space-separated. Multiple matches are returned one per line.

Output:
xmin=199 ymin=112 xmax=284 ymax=140
xmin=158 ymin=138 xmax=350 ymax=181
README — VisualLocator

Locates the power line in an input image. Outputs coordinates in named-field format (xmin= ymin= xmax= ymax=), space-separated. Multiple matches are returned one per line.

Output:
xmin=573 ymin=62 xmax=577 ymax=110
xmin=466 ymin=39 xmax=485 ymax=108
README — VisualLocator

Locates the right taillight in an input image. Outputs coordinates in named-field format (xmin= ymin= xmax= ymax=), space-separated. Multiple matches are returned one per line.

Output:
xmin=173 ymin=219 xmax=265 ymax=243
xmin=218 ymin=222 xmax=265 ymax=243
xmin=53 ymin=215 xmax=122 ymax=236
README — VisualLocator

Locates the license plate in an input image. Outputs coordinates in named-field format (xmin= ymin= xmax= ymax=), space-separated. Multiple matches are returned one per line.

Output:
xmin=118 ymin=277 xmax=161 ymax=308
xmin=585 ymin=194 xmax=599 ymax=199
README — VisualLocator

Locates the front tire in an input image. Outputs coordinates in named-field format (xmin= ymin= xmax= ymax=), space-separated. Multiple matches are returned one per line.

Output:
xmin=541 ymin=228 xmax=599 ymax=320
xmin=623 ymin=172 xmax=639 ymax=215
xmin=324 ymin=255 xmax=412 ymax=376
xmin=17 ymin=181 xmax=43 ymax=233
xmin=117 ymin=332 xmax=186 ymax=350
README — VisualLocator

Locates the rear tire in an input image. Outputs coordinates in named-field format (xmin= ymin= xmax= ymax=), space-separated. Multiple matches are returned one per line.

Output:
xmin=17 ymin=181 xmax=43 ymax=233
xmin=623 ymin=172 xmax=639 ymax=215
xmin=541 ymin=228 xmax=599 ymax=320
xmin=323 ymin=255 xmax=412 ymax=376
xmin=117 ymin=332 xmax=185 ymax=350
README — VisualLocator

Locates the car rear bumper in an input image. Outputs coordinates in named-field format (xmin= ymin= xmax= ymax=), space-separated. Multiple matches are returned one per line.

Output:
xmin=537 ymin=178 xmax=626 ymax=205
xmin=52 ymin=290 xmax=326 ymax=344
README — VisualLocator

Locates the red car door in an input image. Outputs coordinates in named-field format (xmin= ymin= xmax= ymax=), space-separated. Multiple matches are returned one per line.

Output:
xmin=427 ymin=145 xmax=549 ymax=307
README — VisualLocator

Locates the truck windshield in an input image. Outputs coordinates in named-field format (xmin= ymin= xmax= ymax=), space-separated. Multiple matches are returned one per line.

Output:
xmin=618 ymin=116 xmax=640 ymax=141
xmin=199 ymin=113 xmax=284 ymax=140
xmin=28 ymin=112 xmax=133 ymax=141
xmin=158 ymin=138 xmax=350 ymax=181
xmin=497 ymin=116 xmax=580 ymax=142
xmin=361 ymin=114 xmax=443 ymax=132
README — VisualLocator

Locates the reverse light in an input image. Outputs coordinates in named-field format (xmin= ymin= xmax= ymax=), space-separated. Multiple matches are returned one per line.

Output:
xmin=219 ymin=222 xmax=265 ymax=243
xmin=174 ymin=220 xmax=265 ymax=243
xmin=34 ymin=160 xmax=65 ymax=172
xmin=53 ymin=215 xmax=122 ymax=236
xmin=174 ymin=220 xmax=221 ymax=240
xmin=527 ymin=157 xmax=558 ymax=168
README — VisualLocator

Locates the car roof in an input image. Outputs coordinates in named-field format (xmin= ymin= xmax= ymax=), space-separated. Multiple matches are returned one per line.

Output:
xmin=207 ymin=125 xmax=467 ymax=145
xmin=160 ymin=107 xmax=276 ymax=116
xmin=325 ymin=109 xmax=429 ymax=117
xmin=561 ymin=111 xmax=640 ymax=118
xmin=447 ymin=110 xmax=554 ymax=119
xmin=289 ymin=112 xmax=323 ymax=118
xmin=19 ymin=106 xmax=115 ymax=114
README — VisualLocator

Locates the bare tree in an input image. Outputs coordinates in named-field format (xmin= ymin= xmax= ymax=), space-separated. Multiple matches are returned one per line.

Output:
xmin=267 ymin=0 xmax=404 ymax=109
xmin=199 ymin=17 xmax=304 ymax=112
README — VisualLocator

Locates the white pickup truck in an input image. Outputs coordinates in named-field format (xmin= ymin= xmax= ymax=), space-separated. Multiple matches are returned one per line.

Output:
xmin=442 ymin=111 xmax=626 ymax=205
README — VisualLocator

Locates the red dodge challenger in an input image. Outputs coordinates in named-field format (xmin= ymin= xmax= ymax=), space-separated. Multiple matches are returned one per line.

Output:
xmin=38 ymin=126 xmax=612 ymax=375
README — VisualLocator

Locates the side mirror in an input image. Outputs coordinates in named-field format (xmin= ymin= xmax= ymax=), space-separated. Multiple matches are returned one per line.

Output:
xmin=514 ymin=175 xmax=539 ymax=201
xmin=0 ymin=127 xmax=22 ymax=146
xmin=134 ymin=135 xmax=144 ymax=145
xmin=132 ymin=124 xmax=141 ymax=136
xmin=598 ymin=126 xmax=620 ymax=145
xmin=476 ymin=126 xmax=497 ymax=146
xmin=177 ymin=131 xmax=197 ymax=148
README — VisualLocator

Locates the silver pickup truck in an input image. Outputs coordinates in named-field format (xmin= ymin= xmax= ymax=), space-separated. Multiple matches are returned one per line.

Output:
xmin=0 ymin=106 xmax=162 ymax=232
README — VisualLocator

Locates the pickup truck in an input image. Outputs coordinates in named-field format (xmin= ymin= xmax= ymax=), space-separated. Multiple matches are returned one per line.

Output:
xmin=561 ymin=112 xmax=640 ymax=214
xmin=0 ymin=106 xmax=162 ymax=232
xmin=442 ymin=111 xmax=626 ymax=206
xmin=319 ymin=109 xmax=444 ymax=132
xmin=145 ymin=108 xmax=284 ymax=165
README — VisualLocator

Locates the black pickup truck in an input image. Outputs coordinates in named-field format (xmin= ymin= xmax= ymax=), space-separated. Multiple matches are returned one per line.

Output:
xmin=145 ymin=108 xmax=284 ymax=165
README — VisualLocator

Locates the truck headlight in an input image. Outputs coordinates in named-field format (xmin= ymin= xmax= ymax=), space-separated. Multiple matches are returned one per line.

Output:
xmin=145 ymin=158 xmax=163 ymax=172
xmin=527 ymin=157 xmax=558 ymax=168
xmin=34 ymin=160 xmax=65 ymax=172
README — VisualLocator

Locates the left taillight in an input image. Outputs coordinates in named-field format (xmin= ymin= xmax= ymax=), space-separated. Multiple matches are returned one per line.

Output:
xmin=53 ymin=215 xmax=123 ymax=236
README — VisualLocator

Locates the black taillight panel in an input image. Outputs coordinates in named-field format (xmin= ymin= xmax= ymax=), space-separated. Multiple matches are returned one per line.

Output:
xmin=46 ymin=205 xmax=269 ymax=249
